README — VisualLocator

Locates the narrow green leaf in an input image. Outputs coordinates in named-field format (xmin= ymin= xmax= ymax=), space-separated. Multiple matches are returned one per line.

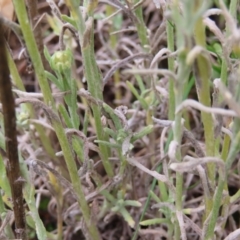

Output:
xmin=140 ymin=218 xmax=169 ymax=226
xmin=94 ymin=140 xmax=120 ymax=149
xmin=126 ymin=81 xmax=148 ymax=109
xmin=44 ymin=71 xmax=63 ymax=89
xmin=131 ymin=125 xmax=154 ymax=142
xmin=58 ymin=104 xmax=72 ymax=128
xmin=124 ymin=200 xmax=142 ymax=207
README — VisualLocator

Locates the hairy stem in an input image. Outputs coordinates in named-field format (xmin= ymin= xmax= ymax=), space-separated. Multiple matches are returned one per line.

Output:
xmin=66 ymin=0 xmax=114 ymax=177
xmin=12 ymin=1 xmax=101 ymax=239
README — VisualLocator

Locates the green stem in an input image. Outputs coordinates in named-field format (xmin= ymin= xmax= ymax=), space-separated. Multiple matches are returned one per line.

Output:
xmin=13 ymin=0 xmax=54 ymax=105
xmin=134 ymin=0 xmax=149 ymax=52
xmin=167 ymin=19 xmax=175 ymax=120
xmin=106 ymin=5 xmax=121 ymax=101
xmin=13 ymin=1 xmax=101 ymax=239
xmin=173 ymin=122 xmax=183 ymax=240
xmin=53 ymin=121 xmax=101 ymax=239
xmin=206 ymin=121 xmax=240 ymax=239
xmin=194 ymin=8 xmax=215 ymax=192
xmin=174 ymin=51 xmax=191 ymax=240
xmin=204 ymin=178 xmax=225 ymax=240
xmin=221 ymin=135 xmax=231 ymax=162
xmin=166 ymin=7 xmax=176 ymax=239
xmin=83 ymin=46 xmax=113 ymax=176
xmin=66 ymin=0 xmax=113 ymax=177
xmin=229 ymin=0 xmax=238 ymax=22
xmin=220 ymin=0 xmax=238 ymax=86
xmin=230 ymin=188 xmax=240 ymax=203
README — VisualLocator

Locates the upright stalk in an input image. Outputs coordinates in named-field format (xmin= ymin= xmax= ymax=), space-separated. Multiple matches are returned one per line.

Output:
xmin=173 ymin=52 xmax=191 ymax=240
xmin=159 ymin=7 xmax=176 ymax=237
xmin=220 ymin=0 xmax=238 ymax=85
xmin=134 ymin=0 xmax=149 ymax=52
xmin=171 ymin=2 xmax=192 ymax=238
xmin=194 ymin=2 xmax=215 ymax=191
xmin=167 ymin=18 xmax=175 ymax=120
xmin=66 ymin=0 xmax=114 ymax=177
xmin=12 ymin=1 xmax=101 ymax=238
xmin=205 ymin=13 xmax=240 ymax=236
xmin=205 ymin=123 xmax=240 ymax=239
xmin=106 ymin=5 xmax=122 ymax=101
xmin=0 ymin=21 xmax=27 ymax=239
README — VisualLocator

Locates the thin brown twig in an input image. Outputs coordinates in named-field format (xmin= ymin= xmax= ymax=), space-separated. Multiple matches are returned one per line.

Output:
xmin=0 ymin=20 xmax=27 ymax=240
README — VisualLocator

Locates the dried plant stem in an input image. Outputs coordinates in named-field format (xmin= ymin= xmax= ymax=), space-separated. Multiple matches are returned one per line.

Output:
xmin=103 ymin=53 xmax=151 ymax=85
xmin=12 ymin=1 xmax=101 ymax=239
xmin=0 ymin=21 xmax=27 ymax=239
xmin=176 ymin=99 xmax=237 ymax=117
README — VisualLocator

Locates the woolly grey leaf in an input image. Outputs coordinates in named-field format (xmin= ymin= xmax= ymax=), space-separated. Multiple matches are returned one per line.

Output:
xmin=16 ymin=98 xmax=60 ymax=123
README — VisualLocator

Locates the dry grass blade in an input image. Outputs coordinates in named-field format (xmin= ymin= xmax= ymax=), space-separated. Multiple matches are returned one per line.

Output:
xmin=224 ymin=229 xmax=240 ymax=240
xmin=16 ymin=97 xmax=60 ymax=122
xmin=29 ymin=159 xmax=77 ymax=199
xmin=183 ymin=214 xmax=202 ymax=237
xmin=127 ymin=157 xmax=176 ymax=193
xmin=122 ymin=68 xmax=177 ymax=80
xmin=13 ymin=89 xmax=70 ymax=99
xmin=176 ymin=211 xmax=187 ymax=240
xmin=170 ymin=156 xmax=225 ymax=176
xmin=103 ymin=53 xmax=152 ymax=85
xmin=176 ymin=99 xmax=238 ymax=117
